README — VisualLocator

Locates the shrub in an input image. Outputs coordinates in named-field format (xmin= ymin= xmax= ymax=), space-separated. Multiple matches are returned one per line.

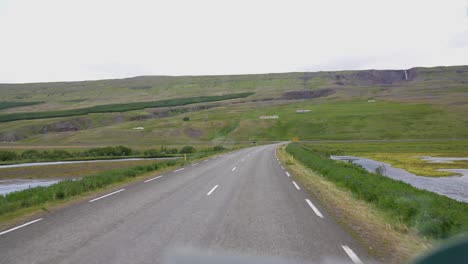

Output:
xmin=85 ymin=146 xmax=133 ymax=157
xmin=144 ymin=149 xmax=160 ymax=157
xmin=43 ymin=150 xmax=73 ymax=159
xmin=183 ymin=117 xmax=190 ymax=121
xmin=167 ymin=148 xmax=178 ymax=154
xmin=20 ymin=150 xmax=41 ymax=159
xmin=375 ymin=164 xmax=386 ymax=175
xmin=0 ymin=150 xmax=18 ymax=161
xmin=180 ymin=146 xmax=195 ymax=154
xmin=213 ymin=145 xmax=225 ymax=151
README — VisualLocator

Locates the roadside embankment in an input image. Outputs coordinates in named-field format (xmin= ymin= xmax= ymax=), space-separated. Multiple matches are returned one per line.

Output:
xmin=279 ymin=143 xmax=468 ymax=263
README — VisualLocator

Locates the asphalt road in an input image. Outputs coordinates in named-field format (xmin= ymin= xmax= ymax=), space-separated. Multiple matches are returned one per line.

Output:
xmin=0 ymin=144 xmax=374 ymax=264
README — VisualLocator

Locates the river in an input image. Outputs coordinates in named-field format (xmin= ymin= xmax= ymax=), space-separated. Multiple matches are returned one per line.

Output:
xmin=330 ymin=156 xmax=468 ymax=203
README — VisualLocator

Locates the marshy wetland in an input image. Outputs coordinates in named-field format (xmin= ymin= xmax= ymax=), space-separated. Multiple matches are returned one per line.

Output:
xmin=331 ymin=155 xmax=468 ymax=202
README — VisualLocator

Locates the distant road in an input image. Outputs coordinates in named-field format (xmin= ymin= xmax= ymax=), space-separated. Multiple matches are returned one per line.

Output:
xmin=0 ymin=144 xmax=372 ymax=264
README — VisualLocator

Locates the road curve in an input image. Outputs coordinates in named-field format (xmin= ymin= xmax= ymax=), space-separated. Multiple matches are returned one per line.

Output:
xmin=0 ymin=144 xmax=374 ymax=264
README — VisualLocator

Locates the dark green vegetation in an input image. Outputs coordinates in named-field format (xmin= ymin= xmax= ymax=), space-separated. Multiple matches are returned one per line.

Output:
xmin=0 ymin=93 xmax=253 ymax=122
xmin=0 ymin=159 xmax=181 ymax=216
xmin=286 ymin=143 xmax=468 ymax=239
xmin=179 ymin=146 xmax=196 ymax=154
xmin=0 ymin=146 xmax=147 ymax=163
xmin=0 ymin=145 xmax=210 ymax=164
xmin=0 ymin=101 xmax=42 ymax=110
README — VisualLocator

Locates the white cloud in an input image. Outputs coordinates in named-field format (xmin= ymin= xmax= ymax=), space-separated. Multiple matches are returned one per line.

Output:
xmin=0 ymin=0 xmax=467 ymax=83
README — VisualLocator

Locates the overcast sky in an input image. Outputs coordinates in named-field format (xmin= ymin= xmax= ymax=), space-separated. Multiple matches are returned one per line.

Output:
xmin=1 ymin=0 xmax=467 ymax=83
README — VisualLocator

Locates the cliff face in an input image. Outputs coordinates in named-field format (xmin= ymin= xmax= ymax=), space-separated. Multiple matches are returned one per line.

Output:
xmin=334 ymin=69 xmax=417 ymax=85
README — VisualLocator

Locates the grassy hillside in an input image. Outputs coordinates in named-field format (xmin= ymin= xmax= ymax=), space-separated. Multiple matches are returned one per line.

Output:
xmin=1 ymin=66 xmax=467 ymax=113
xmin=0 ymin=66 xmax=466 ymax=146
xmin=0 ymin=93 xmax=253 ymax=122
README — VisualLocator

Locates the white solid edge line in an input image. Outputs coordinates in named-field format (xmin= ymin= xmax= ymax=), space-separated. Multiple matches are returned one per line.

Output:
xmin=305 ymin=199 xmax=324 ymax=218
xmin=206 ymin=185 xmax=219 ymax=196
xmin=144 ymin=175 xmax=163 ymax=183
xmin=341 ymin=245 xmax=363 ymax=264
xmin=292 ymin=181 xmax=301 ymax=190
xmin=285 ymin=172 xmax=291 ymax=177
xmin=174 ymin=168 xmax=185 ymax=172
xmin=203 ymin=159 xmax=209 ymax=162
xmin=89 ymin=189 xmax=125 ymax=203
xmin=280 ymin=166 xmax=284 ymax=169
xmin=0 ymin=218 xmax=43 ymax=236
xmin=192 ymin=163 xmax=199 ymax=166
xmin=232 ymin=167 xmax=237 ymax=171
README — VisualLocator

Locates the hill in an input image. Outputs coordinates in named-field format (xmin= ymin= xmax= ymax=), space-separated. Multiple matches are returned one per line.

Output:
xmin=0 ymin=66 xmax=467 ymax=147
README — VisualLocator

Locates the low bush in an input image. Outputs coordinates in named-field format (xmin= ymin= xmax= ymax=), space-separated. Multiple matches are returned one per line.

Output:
xmin=179 ymin=146 xmax=195 ymax=154
xmin=143 ymin=149 xmax=160 ymax=157
xmin=0 ymin=151 xmax=18 ymax=161
xmin=286 ymin=143 xmax=468 ymax=239
xmin=85 ymin=146 xmax=133 ymax=157
xmin=213 ymin=145 xmax=225 ymax=151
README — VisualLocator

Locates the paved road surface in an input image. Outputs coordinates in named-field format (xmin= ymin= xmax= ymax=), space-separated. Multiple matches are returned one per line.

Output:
xmin=0 ymin=144 xmax=373 ymax=264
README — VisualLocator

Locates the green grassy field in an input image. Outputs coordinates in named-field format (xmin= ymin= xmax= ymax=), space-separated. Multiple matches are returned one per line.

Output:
xmin=0 ymin=93 xmax=253 ymax=122
xmin=0 ymin=159 xmax=167 ymax=180
xmin=0 ymin=66 xmax=466 ymax=147
xmin=2 ymin=99 xmax=465 ymax=147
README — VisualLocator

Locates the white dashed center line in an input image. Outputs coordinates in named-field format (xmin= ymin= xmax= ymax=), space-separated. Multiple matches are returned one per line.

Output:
xmin=192 ymin=163 xmax=199 ymax=166
xmin=0 ymin=218 xmax=43 ymax=236
xmin=341 ymin=245 xmax=363 ymax=264
xmin=144 ymin=175 xmax=162 ymax=183
xmin=89 ymin=189 xmax=125 ymax=203
xmin=292 ymin=181 xmax=301 ymax=190
xmin=232 ymin=167 xmax=237 ymax=171
xmin=305 ymin=199 xmax=324 ymax=218
xmin=285 ymin=172 xmax=291 ymax=177
xmin=174 ymin=168 xmax=184 ymax=172
xmin=206 ymin=185 xmax=219 ymax=196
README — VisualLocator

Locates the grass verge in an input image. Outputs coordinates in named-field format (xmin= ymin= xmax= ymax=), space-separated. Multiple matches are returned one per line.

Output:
xmin=0 ymin=159 xmax=170 ymax=180
xmin=0 ymin=160 xmax=183 ymax=216
xmin=0 ymin=148 xmax=232 ymax=229
xmin=278 ymin=145 xmax=432 ymax=263
xmin=285 ymin=143 xmax=468 ymax=239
